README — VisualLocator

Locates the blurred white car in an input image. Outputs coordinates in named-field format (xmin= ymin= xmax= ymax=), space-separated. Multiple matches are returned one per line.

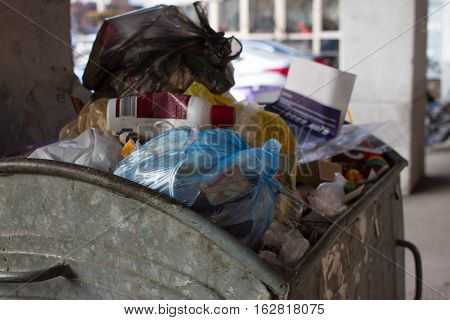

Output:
xmin=231 ymin=40 xmax=319 ymax=103
xmin=231 ymin=46 xmax=290 ymax=102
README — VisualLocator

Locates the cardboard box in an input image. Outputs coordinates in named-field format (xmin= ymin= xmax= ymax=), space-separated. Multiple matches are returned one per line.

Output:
xmin=297 ymin=160 xmax=342 ymax=186
xmin=266 ymin=58 xmax=356 ymax=147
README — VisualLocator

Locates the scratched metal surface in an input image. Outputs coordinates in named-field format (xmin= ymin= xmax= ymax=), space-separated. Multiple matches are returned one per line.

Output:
xmin=0 ymin=158 xmax=288 ymax=299
xmin=0 ymin=147 xmax=406 ymax=300
xmin=288 ymin=149 xmax=407 ymax=299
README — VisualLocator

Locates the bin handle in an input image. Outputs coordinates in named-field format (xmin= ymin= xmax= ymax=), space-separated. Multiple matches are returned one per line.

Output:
xmin=396 ymin=239 xmax=422 ymax=300
xmin=0 ymin=263 xmax=76 ymax=284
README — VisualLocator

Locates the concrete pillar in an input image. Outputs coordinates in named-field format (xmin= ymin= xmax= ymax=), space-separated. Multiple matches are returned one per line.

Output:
xmin=340 ymin=0 xmax=428 ymax=194
xmin=239 ymin=0 xmax=250 ymax=37
xmin=312 ymin=0 xmax=323 ymax=55
xmin=96 ymin=0 xmax=108 ymax=13
xmin=207 ymin=0 xmax=220 ymax=31
xmin=442 ymin=3 xmax=450 ymax=100
xmin=0 ymin=0 xmax=76 ymax=155
xmin=274 ymin=0 xmax=287 ymax=41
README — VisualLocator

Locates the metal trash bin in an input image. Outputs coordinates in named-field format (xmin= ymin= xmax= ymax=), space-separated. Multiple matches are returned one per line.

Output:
xmin=289 ymin=148 xmax=410 ymax=299
xmin=0 ymin=144 xmax=415 ymax=299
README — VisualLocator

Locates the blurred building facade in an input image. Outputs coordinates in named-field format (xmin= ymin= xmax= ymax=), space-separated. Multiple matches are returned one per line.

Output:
xmin=439 ymin=1 xmax=450 ymax=101
xmin=71 ymin=0 xmax=140 ymax=34
xmin=143 ymin=0 xmax=340 ymax=63
xmin=71 ymin=1 xmax=98 ymax=34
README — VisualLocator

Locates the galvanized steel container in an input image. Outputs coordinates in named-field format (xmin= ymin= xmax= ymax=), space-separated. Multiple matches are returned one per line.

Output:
xmin=0 ymin=146 xmax=408 ymax=299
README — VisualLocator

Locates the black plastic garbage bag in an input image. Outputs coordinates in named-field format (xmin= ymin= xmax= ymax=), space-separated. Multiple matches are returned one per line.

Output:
xmin=83 ymin=1 xmax=242 ymax=98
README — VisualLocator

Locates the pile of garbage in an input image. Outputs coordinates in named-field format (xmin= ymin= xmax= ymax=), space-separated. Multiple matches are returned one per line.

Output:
xmin=25 ymin=2 xmax=393 ymax=272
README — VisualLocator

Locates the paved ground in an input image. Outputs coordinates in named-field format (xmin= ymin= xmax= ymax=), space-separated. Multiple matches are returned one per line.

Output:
xmin=404 ymin=143 xmax=450 ymax=300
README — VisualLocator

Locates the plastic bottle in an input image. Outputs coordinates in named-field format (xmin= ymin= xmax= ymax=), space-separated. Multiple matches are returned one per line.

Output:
xmin=106 ymin=92 xmax=235 ymax=139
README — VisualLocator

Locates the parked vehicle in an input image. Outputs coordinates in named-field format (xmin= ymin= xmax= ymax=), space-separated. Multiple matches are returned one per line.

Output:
xmin=426 ymin=92 xmax=450 ymax=146
xmin=231 ymin=43 xmax=292 ymax=103
xmin=231 ymin=40 xmax=332 ymax=103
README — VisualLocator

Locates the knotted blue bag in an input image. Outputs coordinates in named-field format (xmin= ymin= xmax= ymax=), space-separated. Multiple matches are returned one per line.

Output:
xmin=114 ymin=128 xmax=281 ymax=247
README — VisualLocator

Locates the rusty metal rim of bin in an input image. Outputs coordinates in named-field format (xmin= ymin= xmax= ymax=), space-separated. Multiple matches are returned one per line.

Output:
xmin=291 ymin=147 xmax=408 ymax=281
xmin=0 ymin=157 xmax=289 ymax=299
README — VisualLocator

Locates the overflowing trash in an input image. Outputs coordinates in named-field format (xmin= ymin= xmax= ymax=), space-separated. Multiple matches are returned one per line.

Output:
xmin=114 ymin=128 xmax=281 ymax=248
xmin=83 ymin=2 xmax=241 ymax=98
xmin=22 ymin=2 xmax=396 ymax=272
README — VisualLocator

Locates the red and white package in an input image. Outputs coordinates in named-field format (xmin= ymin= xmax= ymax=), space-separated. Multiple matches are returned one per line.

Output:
xmin=107 ymin=92 xmax=235 ymax=139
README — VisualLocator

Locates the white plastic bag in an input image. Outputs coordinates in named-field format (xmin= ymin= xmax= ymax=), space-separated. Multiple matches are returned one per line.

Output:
xmin=308 ymin=173 xmax=348 ymax=218
xmin=29 ymin=128 xmax=123 ymax=172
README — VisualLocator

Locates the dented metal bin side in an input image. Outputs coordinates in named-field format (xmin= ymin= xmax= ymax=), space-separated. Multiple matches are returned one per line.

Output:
xmin=0 ymin=146 xmax=407 ymax=300
xmin=288 ymin=149 xmax=407 ymax=299
xmin=0 ymin=158 xmax=288 ymax=299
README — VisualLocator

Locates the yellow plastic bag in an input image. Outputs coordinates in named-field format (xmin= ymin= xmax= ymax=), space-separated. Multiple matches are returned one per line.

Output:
xmin=184 ymin=81 xmax=235 ymax=106
xmin=59 ymin=99 xmax=109 ymax=140
xmin=58 ymin=119 xmax=80 ymax=141
xmin=234 ymin=103 xmax=297 ymax=183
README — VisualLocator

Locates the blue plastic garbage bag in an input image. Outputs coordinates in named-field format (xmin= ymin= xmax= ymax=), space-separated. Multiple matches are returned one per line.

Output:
xmin=114 ymin=128 xmax=281 ymax=247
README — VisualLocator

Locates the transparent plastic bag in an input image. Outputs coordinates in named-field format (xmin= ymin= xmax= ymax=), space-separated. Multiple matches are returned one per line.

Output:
xmin=297 ymin=122 xmax=395 ymax=164
xmin=59 ymin=99 xmax=109 ymax=141
xmin=308 ymin=173 xmax=348 ymax=218
xmin=83 ymin=2 xmax=242 ymax=98
xmin=114 ymin=128 xmax=281 ymax=247
xmin=30 ymin=128 xmax=123 ymax=172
